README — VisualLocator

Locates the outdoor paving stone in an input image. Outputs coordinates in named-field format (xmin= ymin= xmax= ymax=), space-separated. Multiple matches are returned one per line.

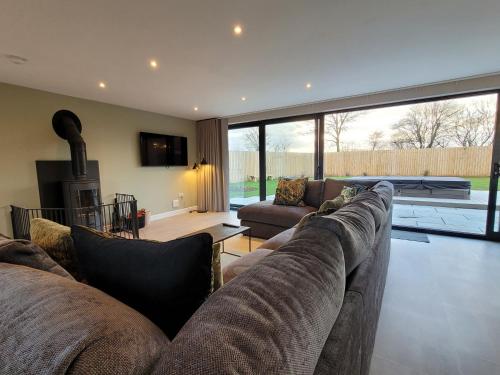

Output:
xmin=411 ymin=216 xmax=444 ymax=225
xmin=393 ymin=218 xmax=418 ymax=227
xmin=440 ymin=214 xmax=470 ymax=225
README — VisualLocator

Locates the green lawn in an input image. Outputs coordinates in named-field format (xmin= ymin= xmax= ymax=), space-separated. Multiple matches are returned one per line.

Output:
xmin=229 ymin=176 xmax=496 ymax=199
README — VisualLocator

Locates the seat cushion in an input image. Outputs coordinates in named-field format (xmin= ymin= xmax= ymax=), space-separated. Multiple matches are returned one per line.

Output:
xmin=237 ymin=200 xmax=316 ymax=228
xmin=0 ymin=263 xmax=170 ymax=374
xmin=222 ymin=248 xmax=273 ymax=283
xmin=71 ymin=225 xmax=213 ymax=339
xmin=0 ymin=239 xmax=74 ymax=280
xmin=257 ymin=228 xmax=296 ymax=250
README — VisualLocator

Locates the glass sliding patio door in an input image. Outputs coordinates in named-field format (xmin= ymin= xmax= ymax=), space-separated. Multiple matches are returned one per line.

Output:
xmin=265 ymin=119 xmax=316 ymax=200
xmin=323 ymin=93 xmax=498 ymax=236
xmin=228 ymin=126 xmax=261 ymax=207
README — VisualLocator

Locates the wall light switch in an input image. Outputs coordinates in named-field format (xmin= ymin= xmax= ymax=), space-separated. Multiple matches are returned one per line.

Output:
xmin=172 ymin=199 xmax=180 ymax=208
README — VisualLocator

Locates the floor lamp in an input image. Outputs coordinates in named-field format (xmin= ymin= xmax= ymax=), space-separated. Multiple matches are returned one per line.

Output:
xmin=192 ymin=157 xmax=208 ymax=213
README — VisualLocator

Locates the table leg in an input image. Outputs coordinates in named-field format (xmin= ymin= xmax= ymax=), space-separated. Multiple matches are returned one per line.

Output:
xmin=248 ymin=228 xmax=252 ymax=253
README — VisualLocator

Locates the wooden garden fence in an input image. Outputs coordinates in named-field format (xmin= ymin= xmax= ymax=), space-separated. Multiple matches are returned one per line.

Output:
xmin=229 ymin=146 xmax=493 ymax=182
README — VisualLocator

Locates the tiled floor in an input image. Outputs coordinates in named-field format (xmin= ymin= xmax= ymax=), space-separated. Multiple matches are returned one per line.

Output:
xmin=371 ymin=235 xmax=500 ymax=375
xmin=141 ymin=212 xmax=500 ymax=374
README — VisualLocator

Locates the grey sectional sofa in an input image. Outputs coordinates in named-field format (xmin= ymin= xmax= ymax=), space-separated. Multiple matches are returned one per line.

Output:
xmin=0 ymin=182 xmax=393 ymax=375
xmin=238 ymin=178 xmax=375 ymax=239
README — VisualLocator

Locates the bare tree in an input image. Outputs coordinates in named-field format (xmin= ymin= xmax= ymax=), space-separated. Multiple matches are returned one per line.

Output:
xmin=325 ymin=112 xmax=364 ymax=152
xmin=452 ymin=100 xmax=495 ymax=147
xmin=243 ymin=128 xmax=261 ymax=151
xmin=391 ymin=101 xmax=460 ymax=149
xmin=368 ymin=130 xmax=385 ymax=150
xmin=269 ymin=136 xmax=292 ymax=152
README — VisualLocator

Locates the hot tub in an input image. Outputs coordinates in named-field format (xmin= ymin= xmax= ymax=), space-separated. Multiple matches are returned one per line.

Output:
xmin=342 ymin=176 xmax=471 ymax=200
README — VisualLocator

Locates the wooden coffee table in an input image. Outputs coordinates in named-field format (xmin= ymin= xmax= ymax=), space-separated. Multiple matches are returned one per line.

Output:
xmin=181 ymin=223 xmax=251 ymax=257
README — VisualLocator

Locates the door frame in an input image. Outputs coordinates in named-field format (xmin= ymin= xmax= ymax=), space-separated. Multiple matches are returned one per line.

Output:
xmin=486 ymin=93 xmax=500 ymax=240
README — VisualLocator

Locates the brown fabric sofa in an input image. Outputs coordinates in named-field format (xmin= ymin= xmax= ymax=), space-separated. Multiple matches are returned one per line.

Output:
xmin=238 ymin=178 xmax=375 ymax=239
xmin=0 ymin=182 xmax=393 ymax=375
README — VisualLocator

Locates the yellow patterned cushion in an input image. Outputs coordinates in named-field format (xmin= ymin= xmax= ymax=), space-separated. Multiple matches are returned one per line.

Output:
xmin=273 ymin=178 xmax=308 ymax=206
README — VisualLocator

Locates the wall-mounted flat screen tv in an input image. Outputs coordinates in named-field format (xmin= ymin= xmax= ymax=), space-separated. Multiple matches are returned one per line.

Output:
xmin=140 ymin=132 xmax=188 ymax=166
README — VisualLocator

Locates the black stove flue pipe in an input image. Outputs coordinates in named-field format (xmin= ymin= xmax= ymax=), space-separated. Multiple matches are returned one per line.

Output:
xmin=52 ymin=110 xmax=88 ymax=179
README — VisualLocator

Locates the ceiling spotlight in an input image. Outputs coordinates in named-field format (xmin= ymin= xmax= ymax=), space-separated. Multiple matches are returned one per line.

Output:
xmin=149 ymin=59 xmax=158 ymax=69
xmin=194 ymin=106 xmax=199 ymax=111
xmin=98 ymin=82 xmax=106 ymax=89
xmin=306 ymin=83 xmax=312 ymax=89
xmin=233 ymin=24 xmax=243 ymax=36
xmin=241 ymin=96 xmax=246 ymax=101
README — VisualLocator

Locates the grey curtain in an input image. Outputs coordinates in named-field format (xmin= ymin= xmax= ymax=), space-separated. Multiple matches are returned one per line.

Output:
xmin=196 ymin=118 xmax=229 ymax=212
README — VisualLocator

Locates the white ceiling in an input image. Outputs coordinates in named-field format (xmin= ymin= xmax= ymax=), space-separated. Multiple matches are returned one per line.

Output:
xmin=1 ymin=0 xmax=499 ymax=121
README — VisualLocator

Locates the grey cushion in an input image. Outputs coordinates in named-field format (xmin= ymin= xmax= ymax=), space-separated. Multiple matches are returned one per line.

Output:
xmin=154 ymin=221 xmax=346 ymax=374
xmin=237 ymin=200 xmax=316 ymax=228
xmin=0 ymin=263 xmax=170 ymax=374
xmin=222 ymin=248 xmax=274 ymax=283
xmin=370 ymin=181 xmax=394 ymax=210
xmin=304 ymin=180 xmax=324 ymax=208
xmin=0 ymin=239 xmax=74 ymax=280
xmin=314 ymin=291 xmax=363 ymax=375
xmin=257 ymin=227 xmax=296 ymax=250
xmin=308 ymin=201 xmax=377 ymax=275
xmin=350 ymin=190 xmax=387 ymax=231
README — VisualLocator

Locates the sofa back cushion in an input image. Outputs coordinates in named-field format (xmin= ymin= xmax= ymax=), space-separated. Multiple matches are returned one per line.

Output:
xmin=0 ymin=239 xmax=74 ymax=280
xmin=304 ymin=180 xmax=324 ymax=208
xmin=71 ymin=225 xmax=213 ymax=339
xmin=310 ymin=200 xmax=377 ymax=275
xmin=154 ymin=219 xmax=346 ymax=374
xmin=323 ymin=178 xmax=359 ymax=201
xmin=0 ymin=263 xmax=170 ymax=374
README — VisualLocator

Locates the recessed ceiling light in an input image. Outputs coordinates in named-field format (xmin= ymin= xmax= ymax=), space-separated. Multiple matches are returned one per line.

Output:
xmin=194 ymin=106 xmax=199 ymax=111
xmin=98 ymin=82 xmax=106 ymax=89
xmin=233 ymin=25 xmax=243 ymax=36
xmin=306 ymin=83 xmax=312 ymax=89
xmin=241 ymin=96 xmax=246 ymax=101
xmin=149 ymin=59 xmax=158 ymax=69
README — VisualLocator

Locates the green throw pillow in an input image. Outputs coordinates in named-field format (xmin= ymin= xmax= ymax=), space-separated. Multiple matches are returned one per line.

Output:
xmin=273 ymin=178 xmax=308 ymax=206
xmin=318 ymin=195 xmax=345 ymax=215
xmin=340 ymin=184 xmax=366 ymax=203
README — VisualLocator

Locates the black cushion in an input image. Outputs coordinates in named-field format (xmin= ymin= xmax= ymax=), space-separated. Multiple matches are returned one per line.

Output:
xmin=71 ymin=226 xmax=213 ymax=339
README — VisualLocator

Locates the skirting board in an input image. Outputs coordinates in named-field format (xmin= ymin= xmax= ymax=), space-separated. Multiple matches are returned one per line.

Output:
xmin=150 ymin=206 xmax=198 ymax=222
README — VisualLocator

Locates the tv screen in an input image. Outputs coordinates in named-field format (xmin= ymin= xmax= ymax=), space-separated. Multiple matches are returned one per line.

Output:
xmin=140 ymin=132 xmax=188 ymax=166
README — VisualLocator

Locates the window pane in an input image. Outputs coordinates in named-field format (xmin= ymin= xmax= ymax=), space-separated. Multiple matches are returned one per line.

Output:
xmin=324 ymin=93 xmax=498 ymax=235
xmin=228 ymin=127 xmax=260 ymax=206
xmin=266 ymin=120 xmax=316 ymax=200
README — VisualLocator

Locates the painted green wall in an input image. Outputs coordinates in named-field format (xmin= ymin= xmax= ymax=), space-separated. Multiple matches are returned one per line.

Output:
xmin=0 ymin=82 xmax=197 ymax=237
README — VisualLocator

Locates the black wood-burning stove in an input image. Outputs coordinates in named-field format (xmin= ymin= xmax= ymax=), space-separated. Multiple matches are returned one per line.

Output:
xmin=52 ymin=110 xmax=102 ymax=228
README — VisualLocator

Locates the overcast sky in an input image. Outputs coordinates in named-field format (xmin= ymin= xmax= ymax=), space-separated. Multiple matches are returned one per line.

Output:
xmin=229 ymin=93 xmax=497 ymax=152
